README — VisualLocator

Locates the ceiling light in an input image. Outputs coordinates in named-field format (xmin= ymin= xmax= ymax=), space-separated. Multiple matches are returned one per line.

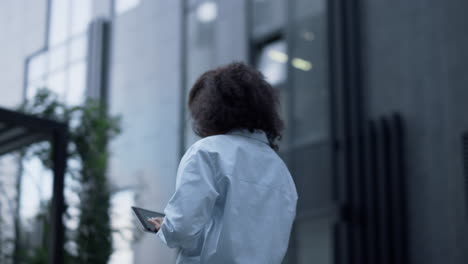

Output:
xmin=197 ymin=2 xmax=218 ymax=23
xmin=268 ymin=50 xmax=288 ymax=63
xmin=292 ymin=58 xmax=313 ymax=71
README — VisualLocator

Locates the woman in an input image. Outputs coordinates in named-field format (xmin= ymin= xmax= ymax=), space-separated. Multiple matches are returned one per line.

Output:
xmin=148 ymin=62 xmax=298 ymax=264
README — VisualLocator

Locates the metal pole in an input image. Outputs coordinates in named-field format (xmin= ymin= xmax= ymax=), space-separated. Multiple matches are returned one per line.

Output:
xmin=49 ymin=129 xmax=68 ymax=264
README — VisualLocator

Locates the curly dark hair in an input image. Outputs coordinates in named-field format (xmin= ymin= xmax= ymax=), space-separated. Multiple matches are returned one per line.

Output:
xmin=188 ymin=62 xmax=284 ymax=150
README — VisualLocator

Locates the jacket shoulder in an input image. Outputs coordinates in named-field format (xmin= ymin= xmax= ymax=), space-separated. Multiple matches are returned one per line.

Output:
xmin=189 ymin=134 xmax=232 ymax=152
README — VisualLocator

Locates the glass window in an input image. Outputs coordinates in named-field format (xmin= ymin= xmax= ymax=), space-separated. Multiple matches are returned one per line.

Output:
xmin=278 ymin=0 xmax=334 ymax=263
xmin=67 ymin=61 xmax=87 ymax=105
xmin=27 ymin=62 xmax=47 ymax=99
xmin=20 ymin=156 xmax=53 ymax=220
xmin=187 ymin=1 xmax=217 ymax=76
xmin=48 ymin=44 xmax=67 ymax=72
xmin=47 ymin=71 xmax=67 ymax=99
xmin=251 ymin=0 xmax=286 ymax=39
xmin=27 ymin=79 xmax=47 ymax=101
xmin=291 ymin=0 xmax=329 ymax=145
xmin=255 ymin=39 xmax=290 ymax=147
xmin=21 ymin=0 xmax=94 ymax=262
xmin=295 ymin=0 xmax=326 ymax=22
xmin=256 ymin=40 xmax=287 ymax=86
xmin=70 ymin=36 xmax=87 ymax=62
xmin=185 ymin=0 xmax=218 ymax=149
xmin=49 ymin=0 xmax=71 ymax=45
xmin=71 ymin=0 xmax=92 ymax=35
xmin=28 ymin=0 xmax=91 ymax=106
xmin=17 ymin=153 xmax=54 ymax=262
xmin=29 ymin=53 xmax=47 ymax=81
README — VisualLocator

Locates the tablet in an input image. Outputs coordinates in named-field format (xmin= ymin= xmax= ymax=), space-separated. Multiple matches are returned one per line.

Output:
xmin=132 ymin=206 xmax=165 ymax=233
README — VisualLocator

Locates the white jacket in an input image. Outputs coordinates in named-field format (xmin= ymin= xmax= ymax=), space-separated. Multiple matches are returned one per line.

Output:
xmin=157 ymin=129 xmax=298 ymax=264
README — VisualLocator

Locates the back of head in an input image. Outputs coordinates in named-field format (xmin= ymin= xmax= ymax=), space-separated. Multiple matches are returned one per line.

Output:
xmin=188 ymin=62 xmax=284 ymax=151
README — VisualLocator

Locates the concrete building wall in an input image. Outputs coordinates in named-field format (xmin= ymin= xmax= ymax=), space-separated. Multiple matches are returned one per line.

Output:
xmin=108 ymin=0 xmax=184 ymax=263
xmin=361 ymin=0 xmax=468 ymax=263
xmin=0 ymin=0 xmax=48 ymax=108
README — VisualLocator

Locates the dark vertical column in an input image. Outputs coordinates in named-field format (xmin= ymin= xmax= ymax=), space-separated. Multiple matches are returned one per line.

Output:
xmin=86 ymin=18 xmax=111 ymax=102
xmin=462 ymin=132 xmax=468 ymax=220
xmin=362 ymin=121 xmax=378 ymax=264
xmin=49 ymin=128 xmax=68 ymax=264
xmin=345 ymin=0 xmax=366 ymax=261
xmin=362 ymin=114 xmax=408 ymax=264
xmin=329 ymin=0 xmax=366 ymax=263
xmin=179 ymin=0 xmax=188 ymax=159
xmin=328 ymin=0 xmax=348 ymax=263
xmin=388 ymin=114 xmax=408 ymax=264
xmin=375 ymin=118 xmax=392 ymax=264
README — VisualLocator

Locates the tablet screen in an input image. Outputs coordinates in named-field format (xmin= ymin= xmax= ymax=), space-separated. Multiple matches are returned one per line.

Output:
xmin=132 ymin=206 xmax=165 ymax=233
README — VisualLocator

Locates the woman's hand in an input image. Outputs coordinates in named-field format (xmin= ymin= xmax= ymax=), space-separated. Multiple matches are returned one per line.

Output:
xmin=147 ymin=217 xmax=164 ymax=232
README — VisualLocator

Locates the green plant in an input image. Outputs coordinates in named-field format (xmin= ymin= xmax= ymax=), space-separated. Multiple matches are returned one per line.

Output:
xmin=18 ymin=88 xmax=121 ymax=263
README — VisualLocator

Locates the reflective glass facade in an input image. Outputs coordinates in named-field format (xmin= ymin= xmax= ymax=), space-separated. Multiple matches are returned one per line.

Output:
xmin=18 ymin=0 xmax=93 ymax=262
xmin=27 ymin=0 xmax=91 ymax=105
xmin=251 ymin=1 xmax=334 ymax=262
xmin=183 ymin=0 xmax=218 ymax=149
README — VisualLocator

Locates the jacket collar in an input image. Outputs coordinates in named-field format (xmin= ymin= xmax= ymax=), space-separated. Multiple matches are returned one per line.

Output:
xmin=227 ymin=129 xmax=269 ymax=145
